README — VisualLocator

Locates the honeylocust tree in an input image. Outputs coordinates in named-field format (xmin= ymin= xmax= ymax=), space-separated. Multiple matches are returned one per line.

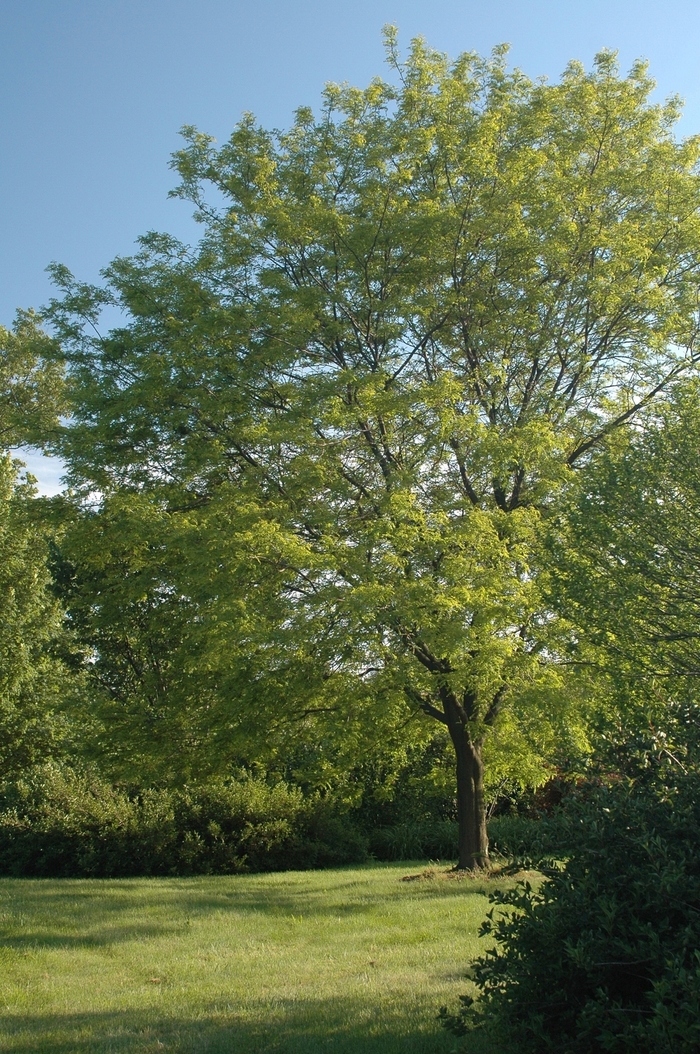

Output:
xmin=49 ymin=36 xmax=700 ymax=867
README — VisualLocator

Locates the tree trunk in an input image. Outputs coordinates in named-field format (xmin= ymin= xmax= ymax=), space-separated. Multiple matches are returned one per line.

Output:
xmin=448 ymin=724 xmax=489 ymax=870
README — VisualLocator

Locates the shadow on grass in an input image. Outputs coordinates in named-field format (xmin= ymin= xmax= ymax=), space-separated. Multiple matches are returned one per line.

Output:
xmin=0 ymin=868 xmax=492 ymax=951
xmin=0 ymin=996 xmax=462 ymax=1054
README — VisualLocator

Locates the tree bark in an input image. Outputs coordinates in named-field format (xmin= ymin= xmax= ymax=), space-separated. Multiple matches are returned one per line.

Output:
xmin=403 ymin=650 xmax=492 ymax=870
xmin=447 ymin=723 xmax=489 ymax=870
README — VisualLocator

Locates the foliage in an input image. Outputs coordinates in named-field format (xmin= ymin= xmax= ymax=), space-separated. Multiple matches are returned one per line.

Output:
xmin=350 ymin=735 xmax=544 ymax=862
xmin=0 ymin=457 xmax=84 ymax=779
xmin=368 ymin=821 xmax=458 ymax=862
xmin=0 ymin=750 xmax=554 ymax=871
xmin=46 ymin=35 xmax=700 ymax=866
xmin=441 ymin=718 xmax=700 ymax=1053
xmin=0 ymin=762 xmax=368 ymax=877
xmin=550 ymin=382 xmax=700 ymax=696
xmin=484 ymin=813 xmax=551 ymax=860
xmin=47 ymin=493 xmax=241 ymax=785
xmin=49 ymin=487 xmax=424 ymax=788
xmin=0 ymin=317 xmax=83 ymax=779
xmin=0 ymin=312 xmax=64 ymax=450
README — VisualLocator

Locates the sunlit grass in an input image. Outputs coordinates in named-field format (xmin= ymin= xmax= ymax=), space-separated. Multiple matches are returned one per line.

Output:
xmin=0 ymin=862 xmax=506 ymax=1053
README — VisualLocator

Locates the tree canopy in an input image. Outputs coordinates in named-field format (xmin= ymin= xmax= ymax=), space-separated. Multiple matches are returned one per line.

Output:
xmin=0 ymin=319 xmax=78 ymax=779
xmin=551 ymin=382 xmax=700 ymax=709
xmin=48 ymin=35 xmax=700 ymax=866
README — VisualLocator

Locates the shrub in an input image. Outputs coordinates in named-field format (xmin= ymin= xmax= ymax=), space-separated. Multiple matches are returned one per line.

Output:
xmin=0 ymin=764 xmax=171 ymax=876
xmin=0 ymin=763 xmax=368 ymax=877
xmin=441 ymin=769 xmax=700 ymax=1053
xmin=368 ymin=820 xmax=459 ymax=861
xmin=364 ymin=813 xmax=550 ymax=864
xmin=485 ymin=813 xmax=553 ymax=861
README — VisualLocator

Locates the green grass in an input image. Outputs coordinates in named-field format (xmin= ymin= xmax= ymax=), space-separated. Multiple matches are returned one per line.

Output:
xmin=0 ymin=862 xmax=504 ymax=1053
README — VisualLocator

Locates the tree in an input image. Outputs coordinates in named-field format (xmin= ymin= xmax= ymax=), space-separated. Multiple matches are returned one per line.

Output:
xmin=543 ymin=379 xmax=700 ymax=767
xmin=0 ymin=319 xmax=79 ymax=779
xmin=46 ymin=492 xmax=217 ymax=784
xmin=1 ymin=312 xmax=64 ymax=451
xmin=548 ymin=382 xmax=700 ymax=724
xmin=0 ymin=457 xmax=62 ymax=776
xmin=50 ymin=486 xmax=431 ymax=788
xmin=48 ymin=34 xmax=700 ymax=867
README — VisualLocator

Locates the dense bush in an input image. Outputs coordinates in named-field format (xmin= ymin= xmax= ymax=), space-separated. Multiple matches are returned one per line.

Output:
xmin=368 ymin=820 xmax=458 ymax=861
xmin=484 ymin=813 xmax=553 ymax=861
xmin=0 ymin=760 xmax=553 ymax=875
xmin=348 ymin=734 xmax=552 ymax=863
xmin=441 ymin=766 xmax=700 ymax=1053
xmin=351 ymin=813 xmax=548 ymax=864
xmin=355 ymin=813 xmax=546 ymax=865
xmin=0 ymin=763 xmax=368 ymax=877
xmin=348 ymin=736 xmax=457 ymax=826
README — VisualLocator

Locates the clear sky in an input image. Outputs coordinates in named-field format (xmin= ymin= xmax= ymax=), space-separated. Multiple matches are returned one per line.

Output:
xmin=3 ymin=0 xmax=700 ymax=491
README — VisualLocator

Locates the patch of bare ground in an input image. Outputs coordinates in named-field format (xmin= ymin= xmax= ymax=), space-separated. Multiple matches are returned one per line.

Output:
xmin=400 ymin=865 xmax=540 ymax=883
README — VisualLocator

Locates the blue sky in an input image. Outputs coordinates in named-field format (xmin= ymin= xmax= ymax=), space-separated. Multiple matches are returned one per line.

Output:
xmin=3 ymin=0 xmax=700 ymax=491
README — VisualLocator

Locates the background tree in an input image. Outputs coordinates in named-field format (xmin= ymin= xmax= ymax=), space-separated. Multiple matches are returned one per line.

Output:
xmin=548 ymin=381 xmax=700 ymax=735
xmin=0 ymin=319 xmax=80 ymax=779
xmin=0 ymin=312 xmax=64 ymax=451
xmin=563 ymin=385 xmax=700 ymax=677
xmin=48 ymin=35 xmax=700 ymax=867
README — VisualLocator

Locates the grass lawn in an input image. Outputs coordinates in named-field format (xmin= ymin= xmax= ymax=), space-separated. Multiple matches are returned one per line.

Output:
xmin=0 ymin=862 xmax=506 ymax=1054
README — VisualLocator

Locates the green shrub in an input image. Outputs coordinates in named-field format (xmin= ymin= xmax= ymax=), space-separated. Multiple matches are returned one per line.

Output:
xmin=0 ymin=764 xmax=172 ymax=876
xmin=364 ymin=814 xmax=550 ymax=864
xmin=441 ymin=770 xmax=700 ymax=1053
xmin=0 ymin=763 xmax=368 ymax=877
xmin=368 ymin=820 xmax=458 ymax=861
xmin=485 ymin=813 xmax=553 ymax=861
xmin=168 ymin=781 xmax=367 ymax=873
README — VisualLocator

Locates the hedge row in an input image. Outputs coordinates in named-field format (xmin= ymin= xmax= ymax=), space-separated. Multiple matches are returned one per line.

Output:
xmin=0 ymin=763 xmax=368 ymax=877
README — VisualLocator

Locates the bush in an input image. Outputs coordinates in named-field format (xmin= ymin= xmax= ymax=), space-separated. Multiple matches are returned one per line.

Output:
xmin=441 ymin=769 xmax=700 ymax=1053
xmin=485 ymin=813 xmax=553 ymax=861
xmin=0 ymin=763 xmax=368 ymax=877
xmin=368 ymin=820 xmax=459 ymax=861
xmin=364 ymin=813 xmax=550 ymax=864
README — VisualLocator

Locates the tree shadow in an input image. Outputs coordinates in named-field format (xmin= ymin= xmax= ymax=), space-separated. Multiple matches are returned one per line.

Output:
xmin=1 ymin=995 xmax=459 ymax=1053
xmin=0 ymin=868 xmax=491 ymax=951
